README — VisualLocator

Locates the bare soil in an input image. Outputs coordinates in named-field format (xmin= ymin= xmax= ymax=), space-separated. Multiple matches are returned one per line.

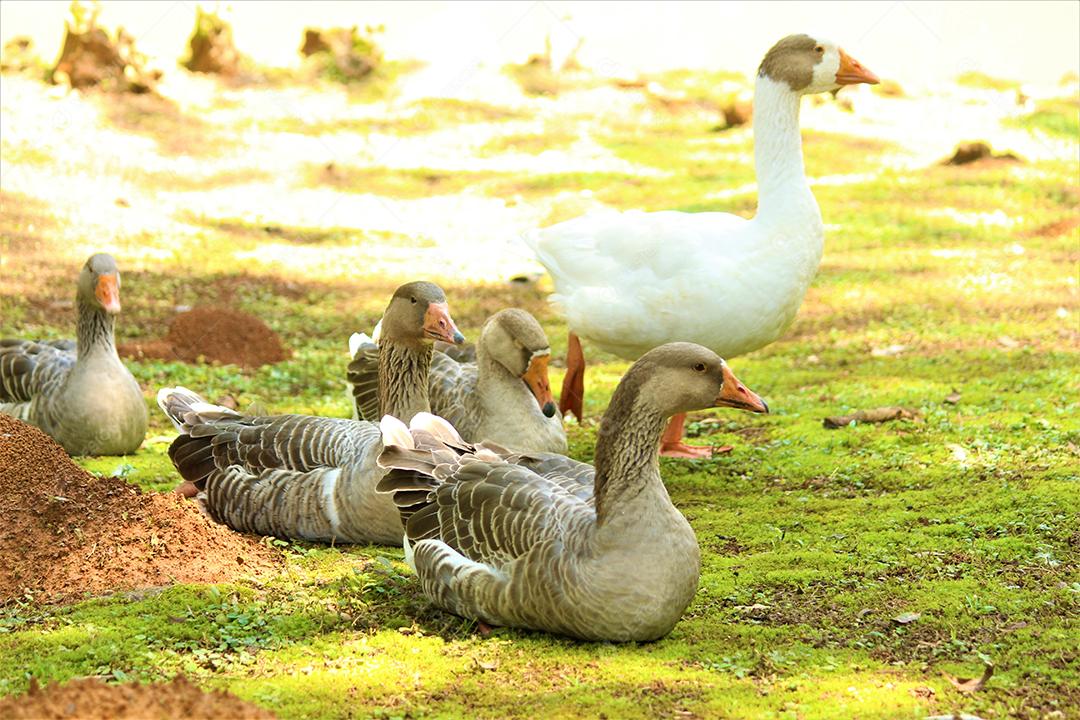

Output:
xmin=0 ymin=675 xmax=276 ymax=719
xmin=119 ymin=306 xmax=290 ymax=368
xmin=0 ymin=414 xmax=280 ymax=604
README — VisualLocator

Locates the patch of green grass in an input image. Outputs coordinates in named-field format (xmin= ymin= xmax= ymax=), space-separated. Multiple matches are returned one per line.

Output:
xmin=956 ymin=71 xmax=1021 ymax=92
xmin=1008 ymin=97 xmax=1080 ymax=140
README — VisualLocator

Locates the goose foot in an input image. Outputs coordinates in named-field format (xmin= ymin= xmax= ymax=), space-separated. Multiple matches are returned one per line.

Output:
xmin=477 ymin=620 xmax=494 ymax=636
xmin=660 ymin=413 xmax=734 ymax=458
xmin=559 ymin=332 xmax=585 ymax=421
xmin=660 ymin=442 xmax=717 ymax=459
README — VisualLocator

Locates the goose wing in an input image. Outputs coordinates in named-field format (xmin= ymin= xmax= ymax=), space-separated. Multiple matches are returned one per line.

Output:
xmin=425 ymin=350 xmax=477 ymax=433
xmin=346 ymin=335 xmax=381 ymax=422
xmin=0 ymin=339 xmax=76 ymax=404
xmin=377 ymin=415 xmax=592 ymax=567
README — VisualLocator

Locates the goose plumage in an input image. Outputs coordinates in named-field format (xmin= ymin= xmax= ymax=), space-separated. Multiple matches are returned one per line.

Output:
xmin=524 ymin=34 xmax=878 ymax=456
xmin=348 ymin=308 xmax=566 ymax=454
xmin=0 ymin=253 xmax=147 ymax=456
xmin=376 ymin=343 xmax=769 ymax=642
xmin=158 ymin=281 xmax=464 ymax=545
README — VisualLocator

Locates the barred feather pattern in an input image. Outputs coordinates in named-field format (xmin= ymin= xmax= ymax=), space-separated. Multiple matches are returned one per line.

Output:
xmin=0 ymin=339 xmax=75 ymax=421
xmin=159 ymin=336 xmax=435 ymax=545
xmin=376 ymin=408 xmax=701 ymax=642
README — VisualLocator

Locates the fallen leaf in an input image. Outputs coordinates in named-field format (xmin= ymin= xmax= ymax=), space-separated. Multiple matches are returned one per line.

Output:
xmin=944 ymin=390 xmax=961 ymax=404
xmin=734 ymin=603 xmax=771 ymax=616
xmin=216 ymin=394 xmax=239 ymax=410
xmin=911 ymin=686 xmax=935 ymax=699
xmin=947 ymin=444 xmax=969 ymax=462
xmin=823 ymin=407 xmax=920 ymax=429
xmin=892 ymin=611 xmax=921 ymax=624
xmin=943 ymin=661 xmax=994 ymax=693
xmin=871 ymin=343 xmax=907 ymax=357
xmin=998 ymin=335 xmax=1020 ymax=348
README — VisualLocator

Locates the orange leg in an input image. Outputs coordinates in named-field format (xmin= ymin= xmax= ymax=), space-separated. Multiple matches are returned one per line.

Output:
xmin=660 ymin=413 xmax=733 ymax=459
xmin=559 ymin=332 xmax=585 ymax=421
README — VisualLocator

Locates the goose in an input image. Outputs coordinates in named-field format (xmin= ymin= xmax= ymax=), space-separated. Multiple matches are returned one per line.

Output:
xmin=348 ymin=308 xmax=567 ymax=454
xmin=157 ymin=281 xmax=464 ymax=545
xmin=0 ymin=253 xmax=147 ymax=455
xmin=524 ymin=34 xmax=878 ymax=457
xmin=376 ymin=342 xmax=768 ymax=641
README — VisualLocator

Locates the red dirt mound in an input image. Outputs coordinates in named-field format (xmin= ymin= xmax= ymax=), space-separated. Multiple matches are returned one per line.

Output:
xmin=120 ymin=306 xmax=290 ymax=368
xmin=0 ymin=675 xmax=276 ymax=719
xmin=0 ymin=414 xmax=280 ymax=604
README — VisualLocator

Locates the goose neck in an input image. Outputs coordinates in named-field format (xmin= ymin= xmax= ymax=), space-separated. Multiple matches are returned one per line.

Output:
xmin=378 ymin=340 xmax=432 ymax=422
xmin=76 ymin=295 xmax=117 ymax=359
xmin=752 ymin=75 xmax=810 ymax=219
xmin=592 ymin=382 xmax=668 ymax=523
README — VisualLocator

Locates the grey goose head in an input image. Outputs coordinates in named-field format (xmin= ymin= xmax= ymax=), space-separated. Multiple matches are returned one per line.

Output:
xmin=77 ymin=253 xmax=122 ymax=315
xmin=622 ymin=342 xmax=769 ymax=418
xmin=758 ymin=34 xmax=879 ymax=95
xmin=380 ymin=281 xmax=465 ymax=347
xmin=479 ymin=308 xmax=558 ymax=418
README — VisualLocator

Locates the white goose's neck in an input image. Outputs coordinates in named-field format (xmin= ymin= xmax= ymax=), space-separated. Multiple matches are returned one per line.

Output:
xmin=752 ymin=75 xmax=812 ymax=221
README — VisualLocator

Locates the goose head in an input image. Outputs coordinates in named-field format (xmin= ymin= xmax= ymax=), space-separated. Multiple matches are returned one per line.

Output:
xmin=78 ymin=253 xmax=122 ymax=315
xmin=629 ymin=343 xmax=769 ymax=418
xmin=759 ymin=34 xmax=878 ymax=94
xmin=380 ymin=281 xmax=464 ymax=346
xmin=479 ymin=309 xmax=558 ymax=418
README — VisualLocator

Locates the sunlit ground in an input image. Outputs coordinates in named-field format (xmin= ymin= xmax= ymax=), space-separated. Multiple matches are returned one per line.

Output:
xmin=1 ymin=31 xmax=1078 ymax=720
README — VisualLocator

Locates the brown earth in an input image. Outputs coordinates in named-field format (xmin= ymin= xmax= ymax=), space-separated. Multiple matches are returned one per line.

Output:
xmin=119 ymin=306 xmax=290 ymax=368
xmin=0 ymin=675 xmax=276 ymax=720
xmin=0 ymin=414 xmax=280 ymax=604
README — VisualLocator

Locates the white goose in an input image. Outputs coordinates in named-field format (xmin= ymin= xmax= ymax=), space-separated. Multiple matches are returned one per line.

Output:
xmin=525 ymin=34 xmax=878 ymax=457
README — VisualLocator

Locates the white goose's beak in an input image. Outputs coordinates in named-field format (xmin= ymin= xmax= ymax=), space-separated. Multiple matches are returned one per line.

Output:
xmin=836 ymin=48 xmax=879 ymax=85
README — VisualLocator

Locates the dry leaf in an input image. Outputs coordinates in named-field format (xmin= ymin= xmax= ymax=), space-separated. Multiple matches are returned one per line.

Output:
xmin=871 ymin=344 xmax=907 ymax=357
xmin=947 ymin=444 xmax=969 ymax=462
xmin=998 ymin=335 xmax=1020 ymax=348
xmin=892 ymin=611 xmax=921 ymax=624
xmin=944 ymin=390 xmax=961 ymax=404
xmin=942 ymin=662 xmax=994 ymax=693
xmin=823 ymin=407 xmax=919 ymax=429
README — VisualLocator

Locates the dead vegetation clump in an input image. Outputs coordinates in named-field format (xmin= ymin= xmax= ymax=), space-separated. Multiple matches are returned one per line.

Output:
xmin=0 ymin=36 xmax=46 ymax=78
xmin=50 ymin=2 xmax=160 ymax=93
xmin=182 ymin=8 xmax=241 ymax=76
xmin=300 ymin=26 xmax=383 ymax=83
xmin=942 ymin=141 xmax=1022 ymax=166
xmin=0 ymin=675 xmax=277 ymax=720
xmin=0 ymin=414 xmax=281 ymax=604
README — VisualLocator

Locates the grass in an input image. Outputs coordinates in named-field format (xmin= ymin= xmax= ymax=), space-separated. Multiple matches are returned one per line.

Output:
xmin=1007 ymin=97 xmax=1080 ymax=140
xmin=1 ymin=59 xmax=1078 ymax=720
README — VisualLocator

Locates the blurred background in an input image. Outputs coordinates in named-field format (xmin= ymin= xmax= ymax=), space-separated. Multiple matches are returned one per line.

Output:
xmin=3 ymin=1 xmax=1079 ymax=88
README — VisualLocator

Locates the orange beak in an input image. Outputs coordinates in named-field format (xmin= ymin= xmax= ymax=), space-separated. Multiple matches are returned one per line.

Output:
xmin=715 ymin=364 xmax=769 ymax=414
xmin=95 ymin=274 xmax=121 ymax=314
xmin=522 ymin=353 xmax=557 ymax=418
xmin=423 ymin=302 xmax=464 ymax=344
xmin=836 ymin=48 xmax=879 ymax=85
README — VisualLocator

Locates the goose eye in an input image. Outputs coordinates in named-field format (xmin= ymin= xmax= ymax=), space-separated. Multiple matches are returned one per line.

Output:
xmin=693 ymin=362 xmax=707 ymax=373
xmin=410 ymin=297 xmax=417 ymax=304
xmin=815 ymin=46 xmax=824 ymax=54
